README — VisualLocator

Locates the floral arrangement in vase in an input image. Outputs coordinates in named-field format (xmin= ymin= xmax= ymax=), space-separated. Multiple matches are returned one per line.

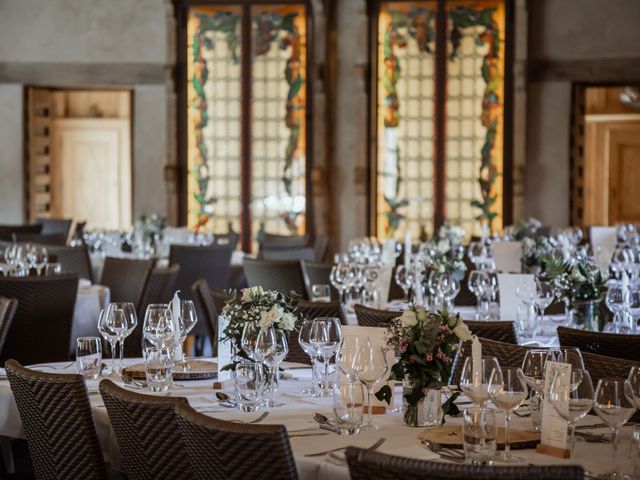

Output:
xmin=522 ymin=235 xmax=557 ymax=274
xmin=376 ymin=307 xmax=472 ymax=427
xmin=507 ymin=217 xmax=542 ymax=241
xmin=221 ymin=286 xmax=301 ymax=368
xmin=420 ymin=222 xmax=467 ymax=281
xmin=543 ymin=256 xmax=608 ymax=331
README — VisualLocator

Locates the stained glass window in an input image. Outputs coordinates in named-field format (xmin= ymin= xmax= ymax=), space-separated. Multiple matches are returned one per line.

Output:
xmin=374 ymin=0 xmax=507 ymax=239
xmin=185 ymin=2 xmax=308 ymax=250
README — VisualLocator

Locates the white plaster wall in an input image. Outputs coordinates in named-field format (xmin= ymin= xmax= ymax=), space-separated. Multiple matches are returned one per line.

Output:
xmin=0 ymin=85 xmax=24 ymax=223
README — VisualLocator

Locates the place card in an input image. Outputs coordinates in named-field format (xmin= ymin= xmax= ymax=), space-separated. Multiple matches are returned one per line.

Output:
xmin=536 ymin=361 xmax=571 ymax=458
xmin=590 ymin=226 xmax=616 ymax=272
xmin=216 ymin=314 xmax=232 ymax=383
xmin=492 ymin=240 xmax=522 ymax=273
xmin=341 ymin=325 xmax=395 ymax=413
xmin=497 ymin=273 xmax=535 ymax=321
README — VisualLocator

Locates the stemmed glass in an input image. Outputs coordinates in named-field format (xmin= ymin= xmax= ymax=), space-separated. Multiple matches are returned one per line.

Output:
xmin=254 ymin=327 xmax=288 ymax=407
xmin=330 ymin=263 xmax=350 ymax=304
xmin=521 ymin=349 xmax=552 ymax=431
xmin=460 ymin=355 xmax=501 ymax=408
xmin=488 ymin=366 xmax=528 ymax=462
xmin=336 ymin=335 xmax=366 ymax=383
xmin=394 ymin=265 xmax=415 ymax=301
xmin=97 ymin=309 xmax=121 ymax=376
xmin=309 ymin=317 xmax=342 ymax=397
xmin=143 ymin=304 xmax=175 ymax=350
xmin=298 ymin=319 xmax=320 ymax=395
xmin=107 ymin=302 xmax=137 ymax=374
xmin=468 ymin=270 xmax=489 ymax=320
xmin=534 ymin=280 xmax=554 ymax=328
xmin=516 ymin=278 xmax=538 ymax=335
xmin=26 ymin=245 xmax=48 ymax=276
xmin=606 ymin=282 xmax=627 ymax=333
xmin=549 ymin=369 xmax=594 ymax=458
xmin=175 ymin=300 xmax=198 ymax=371
xmin=593 ymin=378 xmax=636 ymax=479
xmin=437 ymin=272 xmax=460 ymax=311
xmin=468 ymin=242 xmax=488 ymax=269
xmin=554 ymin=347 xmax=585 ymax=370
xmin=352 ymin=339 xmax=388 ymax=430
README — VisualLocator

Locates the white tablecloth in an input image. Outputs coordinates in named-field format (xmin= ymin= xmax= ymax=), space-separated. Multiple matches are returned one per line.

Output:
xmin=0 ymin=361 xmax=634 ymax=478
xmin=70 ymin=284 xmax=110 ymax=355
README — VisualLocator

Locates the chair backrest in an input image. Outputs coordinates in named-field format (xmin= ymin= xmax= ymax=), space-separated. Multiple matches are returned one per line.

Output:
xmin=261 ymin=233 xmax=308 ymax=248
xmin=388 ymin=266 xmax=406 ymax=301
xmin=100 ymin=256 xmax=153 ymax=305
xmin=99 ymin=380 xmax=194 ymax=480
xmin=557 ymin=326 xmax=640 ymax=361
xmin=169 ymin=244 xmax=234 ymax=297
xmin=301 ymin=261 xmax=339 ymax=300
xmin=175 ymin=402 xmax=298 ymax=480
xmin=214 ymin=231 xmax=240 ymax=248
xmin=5 ymin=360 xmax=107 ymax=480
xmin=345 ymin=446 xmax=584 ymax=480
xmin=190 ymin=279 xmax=223 ymax=356
xmin=36 ymin=218 xmax=73 ymax=239
xmin=46 ymin=244 xmax=93 ymax=282
xmin=353 ymin=304 xmax=400 ymax=328
xmin=298 ymin=300 xmax=347 ymax=325
xmin=125 ymin=265 xmax=180 ymax=358
xmin=260 ymin=246 xmax=317 ymax=262
xmin=0 ymin=296 xmax=18 ymax=358
xmin=464 ymin=320 xmax=518 ymax=344
xmin=0 ymin=224 xmax=42 ymax=242
xmin=453 ymin=258 xmax=476 ymax=307
xmin=450 ymin=338 xmax=532 ymax=385
xmin=313 ymin=235 xmax=331 ymax=263
xmin=0 ymin=274 xmax=79 ymax=365
xmin=243 ymin=258 xmax=308 ymax=299
xmin=12 ymin=233 xmax=68 ymax=246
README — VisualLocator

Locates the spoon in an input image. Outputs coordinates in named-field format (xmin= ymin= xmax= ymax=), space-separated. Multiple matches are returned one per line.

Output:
xmin=313 ymin=413 xmax=339 ymax=432
xmin=122 ymin=374 xmax=146 ymax=389
xmin=215 ymin=391 xmax=237 ymax=407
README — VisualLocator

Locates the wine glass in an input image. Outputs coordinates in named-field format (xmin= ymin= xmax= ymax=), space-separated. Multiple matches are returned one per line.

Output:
xmin=394 ymin=265 xmax=415 ymax=301
xmin=488 ymin=366 xmax=528 ymax=462
xmin=143 ymin=304 xmax=175 ymax=349
xmin=468 ymin=242 xmax=488 ymax=269
xmin=255 ymin=327 xmax=288 ymax=407
xmin=330 ymin=263 xmax=350 ymax=304
xmin=555 ymin=347 xmax=585 ymax=370
xmin=549 ymin=369 xmax=594 ymax=457
xmin=534 ymin=280 xmax=554 ymax=327
xmin=241 ymin=321 xmax=261 ymax=361
xmin=593 ymin=378 xmax=637 ymax=479
xmin=97 ymin=309 xmax=119 ymax=376
xmin=352 ymin=339 xmax=388 ymax=430
xmin=336 ymin=335 xmax=366 ymax=383
xmin=628 ymin=366 xmax=640 ymax=409
xmin=460 ymin=355 xmax=501 ymax=408
xmin=468 ymin=270 xmax=489 ymax=320
xmin=176 ymin=300 xmax=198 ymax=371
xmin=606 ymin=282 xmax=626 ymax=332
xmin=106 ymin=302 xmax=137 ymax=374
xmin=438 ymin=272 xmax=460 ymax=311
xmin=309 ymin=317 xmax=342 ymax=397
xmin=521 ymin=349 xmax=553 ymax=431
xmin=298 ymin=319 xmax=320 ymax=395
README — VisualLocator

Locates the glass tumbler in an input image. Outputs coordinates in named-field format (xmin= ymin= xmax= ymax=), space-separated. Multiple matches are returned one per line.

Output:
xmin=234 ymin=362 xmax=263 ymax=412
xmin=311 ymin=284 xmax=331 ymax=302
xmin=143 ymin=346 xmax=173 ymax=392
xmin=462 ymin=408 xmax=497 ymax=465
xmin=333 ymin=382 xmax=364 ymax=435
xmin=76 ymin=337 xmax=102 ymax=380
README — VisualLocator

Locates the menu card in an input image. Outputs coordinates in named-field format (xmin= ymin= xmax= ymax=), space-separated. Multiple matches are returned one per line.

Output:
xmin=538 ymin=361 xmax=571 ymax=455
xmin=590 ymin=226 xmax=617 ymax=272
xmin=217 ymin=315 xmax=232 ymax=382
xmin=492 ymin=241 xmax=523 ymax=273
xmin=497 ymin=273 xmax=535 ymax=321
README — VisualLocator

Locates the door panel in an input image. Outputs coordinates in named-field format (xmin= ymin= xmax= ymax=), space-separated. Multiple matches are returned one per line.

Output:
xmin=609 ymin=129 xmax=640 ymax=224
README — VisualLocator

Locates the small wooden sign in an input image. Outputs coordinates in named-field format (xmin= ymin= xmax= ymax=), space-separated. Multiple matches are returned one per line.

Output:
xmin=123 ymin=360 xmax=218 ymax=380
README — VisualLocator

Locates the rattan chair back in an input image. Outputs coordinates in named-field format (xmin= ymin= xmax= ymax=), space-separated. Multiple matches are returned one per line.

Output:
xmin=464 ymin=320 xmax=518 ymax=344
xmin=0 ymin=224 xmax=42 ymax=242
xmin=175 ymin=402 xmax=298 ymax=480
xmin=260 ymin=246 xmax=316 ymax=262
xmin=353 ymin=304 xmax=400 ymax=328
xmin=558 ymin=326 xmax=640 ymax=361
xmin=169 ymin=244 xmax=234 ymax=297
xmin=0 ymin=296 xmax=18 ymax=359
xmin=46 ymin=245 xmax=93 ymax=282
xmin=5 ymin=360 xmax=107 ymax=480
xmin=99 ymin=380 xmax=194 ymax=480
xmin=100 ymin=257 xmax=153 ymax=305
xmin=243 ymin=258 xmax=307 ymax=299
xmin=262 ymin=233 xmax=308 ymax=248
xmin=191 ymin=280 xmax=229 ymax=356
xmin=301 ymin=261 xmax=339 ymax=300
xmin=345 ymin=446 xmax=584 ymax=480
xmin=36 ymin=218 xmax=73 ymax=240
xmin=0 ymin=274 xmax=78 ymax=365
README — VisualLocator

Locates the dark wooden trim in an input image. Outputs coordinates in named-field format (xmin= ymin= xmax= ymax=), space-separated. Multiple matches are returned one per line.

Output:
xmin=305 ymin=1 xmax=315 ymax=243
xmin=174 ymin=2 xmax=189 ymax=226
xmin=240 ymin=3 xmax=252 ymax=252
xmin=502 ymin=0 xmax=515 ymax=226
xmin=0 ymin=63 xmax=168 ymax=86
xmin=367 ymin=0 xmax=380 ymax=237
xmin=433 ymin=0 xmax=447 ymax=230
xmin=529 ymin=58 xmax=640 ymax=84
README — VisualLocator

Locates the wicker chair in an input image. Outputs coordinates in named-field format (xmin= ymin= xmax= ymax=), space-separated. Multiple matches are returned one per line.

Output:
xmin=464 ymin=320 xmax=518 ymax=344
xmin=261 ymin=233 xmax=308 ymax=248
xmin=170 ymin=244 xmax=234 ymax=295
xmin=5 ymin=360 xmax=108 ymax=480
xmin=124 ymin=266 xmax=180 ymax=358
xmin=0 ymin=296 xmax=18 ymax=358
xmin=243 ymin=258 xmax=308 ymax=299
xmin=214 ymin=231 xmax=240 ymax=248
xmin=100 ymin=257 xmax=153 ymax=305
xmin=0 ymin=224 xmax=42 ymax=242
xmin=298 ymin=300 xmax=347 ymax=325
xmin=301 ymin=261 xmax=339 ymax=301
xmin=46 ymin=245 xmax=93 ymax=282
xmin=557 ymin=326 xmax=640 ymax=362
xmin=99 ymin=380 xmax=194 ymax=480
xmin=191 ymin=280 xmax=230 ymax=356
xmin=175 ymin=402 xmax=298 ymax=480
xmin=450 ymin=338 xmax=533 ymax=385
xmin=260 ymin=246 xmax=316 ymax=262
xmin=454 ymin=257 xmax=477 ymax=307
xmin=313 ymin=235 xmax=331 ymax=263
xmin=36 ymin=218 xmax=73 ymax=240
xmin=12 ymin=233 xmax=68 ymax=246
xmin=0 ymin=274 xmax=79 ymax=365
xmin=388 ymin=267 xmax=406 ymax=301
xmin=345 ymin=446 xmax=584 ymax=480
xmin=353 ymin=304 xmax=401 ymax=328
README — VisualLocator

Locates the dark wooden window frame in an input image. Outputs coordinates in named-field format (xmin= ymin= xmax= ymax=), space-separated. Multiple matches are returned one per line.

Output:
xmin=174 ymin=0 xmax=314 ymax=252
xmin=367 ymin=0 xmax=514 ymax=235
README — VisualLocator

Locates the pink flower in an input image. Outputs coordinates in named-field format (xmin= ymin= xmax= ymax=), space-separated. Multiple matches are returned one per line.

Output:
xmin=425 ymin=354 xmax=433 ymax=362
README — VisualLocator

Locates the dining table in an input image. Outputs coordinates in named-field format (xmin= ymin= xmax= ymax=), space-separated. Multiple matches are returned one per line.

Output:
xmin=0 ymin=360 xmax=635 ymax=479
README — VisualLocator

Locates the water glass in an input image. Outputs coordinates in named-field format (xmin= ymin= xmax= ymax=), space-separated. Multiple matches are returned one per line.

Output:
xmin=143 ymin=346 xmax=173 ymax=392
xmin=76 ymin=337 xmax=102 ymax=380
xmin=311 ymin=284 xmax=331 ymax=302
xmin=516 ymin=303 xmax=537 ymax=338
xmin=462 ymin=407 xmax=497 ymax=465
xmin=235 ymin=362 xmax=263 ymax=412
xmin=633 ymin=426 xmax=640 ymax=479
xmin=44 ymin=262 xmax=61 ymax=276
xmin=333 ymin=382 xmax=364 ymax=435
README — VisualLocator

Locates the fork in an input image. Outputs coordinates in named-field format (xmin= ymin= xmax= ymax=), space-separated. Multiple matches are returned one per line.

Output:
xmin=305 ymin=437 xmax=386 ymax=458
xmin=229 ymin=412 xmax=270 ymax=424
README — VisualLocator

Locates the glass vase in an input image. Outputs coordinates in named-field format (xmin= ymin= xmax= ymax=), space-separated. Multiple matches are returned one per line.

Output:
xmin=402 ymin=383 xmax=443 ymax=427
xmin=569 ymin=299 xmax=602 ymax=331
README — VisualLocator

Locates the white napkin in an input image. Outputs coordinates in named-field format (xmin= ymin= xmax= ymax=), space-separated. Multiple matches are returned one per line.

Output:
xmin=498 ymin=273 xmax=535 ymax=320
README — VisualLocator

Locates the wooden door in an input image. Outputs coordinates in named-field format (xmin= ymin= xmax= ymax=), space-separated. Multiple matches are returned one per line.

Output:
xmin=609 ymin=127 xmax=640 ymax=224
xmin=51 ymin=118 xmax=132 ymax=230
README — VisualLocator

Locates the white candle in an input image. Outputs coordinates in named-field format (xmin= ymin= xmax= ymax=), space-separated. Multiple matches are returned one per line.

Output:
xmin=414 ymin=278 xmax=424 ymax=306
xmin=404 ymin=232 xmax=411 ymax=268
xmin=471 ymin=335 xmax=482 ymax=387
xmin=171 ymin=291 xmax=182 ymax=344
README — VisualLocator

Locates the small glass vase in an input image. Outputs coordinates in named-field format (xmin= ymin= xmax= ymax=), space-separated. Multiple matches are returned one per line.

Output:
xmin=402 ymin=383 xmax=443 ymax=427
xmin=569 ymin=299 xmax=602 ymax=331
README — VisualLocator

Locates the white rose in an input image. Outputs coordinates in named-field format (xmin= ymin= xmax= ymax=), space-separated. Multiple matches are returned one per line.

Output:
xmin=278 ymin=312 xmax=296 ymax=331
xmin=437 ymin=239 xmax=450 ymax=254
xmin=453 ymin=320 xmax=473 ymax=341
xmin=240 ymin=288 xmax=253 ymax=303
xmin=399 ymin=310 xmax=418 ymax=328
xmin=259 ymin=304 xmax=283 ymax=328
xmin=416 ymin=307 xmax=428 ymax=323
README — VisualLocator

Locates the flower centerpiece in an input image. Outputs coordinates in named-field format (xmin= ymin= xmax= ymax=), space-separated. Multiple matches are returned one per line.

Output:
xmin=135 ymin=214 xmax=166 ymax=255
xmin=420 ymin=222 xmax=467 ymax=281
xmin=375 ymin=307 xmax=472 ymax=427
xmin=543 ymin=256 xmax=608 ymax=331
xmin=221 ymin=286 xmax=301 ymax=368
xmin=522 ymin=236 xmax=558 ymax=274
xmin=508 ymin=217 xmax=542 ymax=240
